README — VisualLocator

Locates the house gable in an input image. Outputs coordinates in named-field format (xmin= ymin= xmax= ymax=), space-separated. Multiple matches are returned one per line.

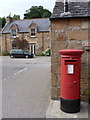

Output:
xmin=28 ymin=22 xmax=37 ymax=29
xmin=10 ymin=23 xmax=18 ymax=30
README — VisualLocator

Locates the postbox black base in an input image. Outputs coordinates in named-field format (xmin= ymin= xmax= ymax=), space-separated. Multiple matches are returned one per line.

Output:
xmin=60 ymin=97 xmax=80 ymax=113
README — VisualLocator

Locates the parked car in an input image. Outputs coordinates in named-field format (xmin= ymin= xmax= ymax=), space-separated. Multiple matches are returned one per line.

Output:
xmin=9 ymin=49 xmax=33 ymax=58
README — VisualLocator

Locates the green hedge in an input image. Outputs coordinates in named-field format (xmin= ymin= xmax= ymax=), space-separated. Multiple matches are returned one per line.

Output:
xmin=37 ymin=49 xmax=51 ymax=56
xmin=2 ymin=52 xmax=9 ymax=56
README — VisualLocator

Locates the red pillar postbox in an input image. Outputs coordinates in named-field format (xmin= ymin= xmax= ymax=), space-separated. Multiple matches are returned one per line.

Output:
xmin=58 ymin=49 xmax=84 ymax=113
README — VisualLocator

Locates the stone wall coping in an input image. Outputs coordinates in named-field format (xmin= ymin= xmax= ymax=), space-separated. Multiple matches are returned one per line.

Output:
xmin=50 ymin=16 xmax=90 ymax=20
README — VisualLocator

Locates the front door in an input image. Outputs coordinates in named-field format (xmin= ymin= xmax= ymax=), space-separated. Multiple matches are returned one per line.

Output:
xmin=29 ymin=43 xmax=36 ymax=55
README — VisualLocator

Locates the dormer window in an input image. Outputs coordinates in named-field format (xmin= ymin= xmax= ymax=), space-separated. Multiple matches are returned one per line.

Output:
xmin=31 ymin=28 xmax=36 ymax=37
xmin=28 ymin=22 xmax=37 ymax=38
xmin=10 ymin=23 xmax=18 ymax=38
xmin=11 ymin=29 xmax=16 ymax=37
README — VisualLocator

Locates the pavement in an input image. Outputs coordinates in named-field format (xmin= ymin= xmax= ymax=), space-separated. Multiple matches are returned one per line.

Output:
xmin=46 ymin=100 xmax=89 ymax=119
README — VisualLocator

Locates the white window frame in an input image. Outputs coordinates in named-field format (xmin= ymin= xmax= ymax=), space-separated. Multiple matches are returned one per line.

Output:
xmin=30 ymin=28 xmax=36 ymax=37
xmin=11 ymin=29 xmax=17 ymax=38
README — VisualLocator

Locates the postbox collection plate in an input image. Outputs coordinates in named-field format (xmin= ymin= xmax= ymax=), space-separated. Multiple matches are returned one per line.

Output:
xmin=67 ymin=65 xmax=74 ymax=74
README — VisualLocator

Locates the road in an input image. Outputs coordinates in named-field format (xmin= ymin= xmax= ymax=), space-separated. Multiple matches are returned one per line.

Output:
xmin=0 ymin=57 xmax=2 ymax=119
xmin=2 ymin=56 xmax=51 ymax=118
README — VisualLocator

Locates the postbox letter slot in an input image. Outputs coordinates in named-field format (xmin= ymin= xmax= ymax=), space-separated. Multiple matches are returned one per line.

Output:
xmin=65 ymin=60 xmax=77 ymax=65
xmin=65 ymin=60 xmax=77 ymax=62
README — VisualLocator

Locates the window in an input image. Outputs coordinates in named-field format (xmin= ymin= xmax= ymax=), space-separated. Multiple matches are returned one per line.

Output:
xmin=12 ymin=43 xmax=16 ymax=49
xmin=12 ymin=41 xmax=16 ymax=49
xmin=11 ymin=29 xmax=16 ymax=37
xmin=30 ymin=29 xmax=36 ymax=37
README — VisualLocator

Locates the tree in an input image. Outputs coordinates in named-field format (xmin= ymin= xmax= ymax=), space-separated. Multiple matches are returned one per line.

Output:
xmin=13 ymin=14 xmax=20 ymax=20
xmin=2 ymin=17 xmax=6 ymax=28
xmin=42 ymin=9 xmax=51 ymax=18
xmin=0 ymin=14 xmax=20 ymax=29
xmin=12 ymin=38 xmax=29 ymax=51
xmin=0 ymin=17 xmax=6 ymax=29
xmin=0 ymin=17 xmax=2 ymax=29
xmin=24 ymin=6 xmax=51 ymax=19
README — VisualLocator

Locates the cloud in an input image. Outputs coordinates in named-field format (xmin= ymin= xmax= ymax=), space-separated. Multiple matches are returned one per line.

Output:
xmin=56 ymin=0 xmax=90 ymax=2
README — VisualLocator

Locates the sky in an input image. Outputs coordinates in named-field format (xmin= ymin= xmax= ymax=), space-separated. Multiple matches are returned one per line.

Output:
xmin=0 ymin=0 xmax=56 ymax=19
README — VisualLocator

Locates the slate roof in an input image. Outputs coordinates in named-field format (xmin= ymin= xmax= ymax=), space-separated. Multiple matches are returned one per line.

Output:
xmin=51 ymin=1 xmax=90 ymax=19
xmin=2 ymin=18 xmax=50 ymax=34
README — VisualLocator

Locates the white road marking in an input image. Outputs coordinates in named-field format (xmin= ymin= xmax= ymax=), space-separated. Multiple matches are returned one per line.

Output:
xmin=13 ymin=68 xmax=27 ymax=76
xmin=3 ymin=68 xmax=27 ymax=81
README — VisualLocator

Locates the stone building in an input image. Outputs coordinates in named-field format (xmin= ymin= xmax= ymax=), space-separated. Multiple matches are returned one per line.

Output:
xmin=50 ymin=0 xmax=90 ymax=103
xmin=1 ymin=16 xmax=51 ymax=55
xmin=0 ymin=19 xmax=2 ymax=53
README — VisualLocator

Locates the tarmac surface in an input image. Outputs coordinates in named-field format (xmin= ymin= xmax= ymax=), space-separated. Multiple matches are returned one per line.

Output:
xmin=0 ymin=57 xmax=2 ymax=120
xmin=2 ymin=56 xmax=51 ymax=118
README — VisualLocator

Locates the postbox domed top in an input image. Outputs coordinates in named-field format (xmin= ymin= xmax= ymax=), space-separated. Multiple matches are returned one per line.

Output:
xmin=59 ymin=49 xmax=84 ymax=55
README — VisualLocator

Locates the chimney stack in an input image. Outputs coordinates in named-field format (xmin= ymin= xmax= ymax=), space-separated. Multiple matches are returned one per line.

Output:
xmin=6 ymin=13 xmax=12 ymax=23
xmin=60 ymin=0 xmax=71 ymax=17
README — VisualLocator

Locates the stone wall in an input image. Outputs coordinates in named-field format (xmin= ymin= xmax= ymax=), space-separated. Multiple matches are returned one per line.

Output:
xmin=36 ymin=32 xmax=51 ymax=54
xmin=51 ymin=18 xmax=90 ymax=102
xmin=1 ymin=31 xmax=51 ymax=55
xmin=88 ymin=47 xmax=90 ymax=103
xmin=0 ymin=34 xmax=1 ymax=53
